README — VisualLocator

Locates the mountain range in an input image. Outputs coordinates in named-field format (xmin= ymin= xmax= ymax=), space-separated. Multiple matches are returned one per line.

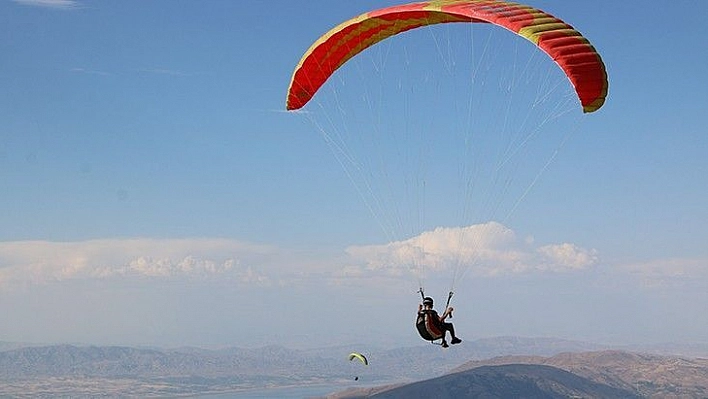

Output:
xmin=1 ymin=337 xmax=707 ymax=397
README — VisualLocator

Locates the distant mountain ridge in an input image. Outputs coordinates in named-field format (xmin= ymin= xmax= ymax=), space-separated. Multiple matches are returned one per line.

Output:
xmin=0 ymin=344 xmax=341 ymax=379
xmin=0 ymin=336 xmax=607 ymax=381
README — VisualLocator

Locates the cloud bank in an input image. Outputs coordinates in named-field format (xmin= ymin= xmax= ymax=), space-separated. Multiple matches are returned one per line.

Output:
xmin=0 ymin=238 xmax=274 ymax=287
xmin=3 ymin=224 xmax=704 ymax=301
xmin=0 ymin=223 xmax=603 ymax=289
xmin=13 ymin=0 xmax=79 ymax=9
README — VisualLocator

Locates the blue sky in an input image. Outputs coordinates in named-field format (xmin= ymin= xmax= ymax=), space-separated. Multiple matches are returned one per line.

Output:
xmin=1 ymin=0 xmax=707 ymax=350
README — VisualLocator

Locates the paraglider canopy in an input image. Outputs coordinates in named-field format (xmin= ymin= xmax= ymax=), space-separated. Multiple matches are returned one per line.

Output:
xmin=286 ymin=1 xmax=609 ymax=349
xmin=286 ymin=0 xmax=607 ymax=113
xmin=348 ymin=352 xmax=368 ymax=366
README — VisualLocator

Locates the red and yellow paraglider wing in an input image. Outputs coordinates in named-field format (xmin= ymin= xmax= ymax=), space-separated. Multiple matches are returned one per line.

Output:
xmin=286 ymin=0 xmax=607 ymax=113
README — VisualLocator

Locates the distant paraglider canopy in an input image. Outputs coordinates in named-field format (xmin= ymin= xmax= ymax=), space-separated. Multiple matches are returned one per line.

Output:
xmin=348 ymin=352 xmax=369 ymax=366
xmin=286 ymin=0 xmax=607 ymax=113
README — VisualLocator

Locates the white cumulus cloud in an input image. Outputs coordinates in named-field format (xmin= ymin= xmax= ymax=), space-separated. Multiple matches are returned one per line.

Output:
xmin=536 ymin=243 xmax=598 ymax=272
xmin=345 ymin=222 xmax=598 ymax=278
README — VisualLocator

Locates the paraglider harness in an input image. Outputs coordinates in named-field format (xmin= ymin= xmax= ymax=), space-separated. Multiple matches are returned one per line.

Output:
xmin=415 ymin=289 xmax=453 ymax=345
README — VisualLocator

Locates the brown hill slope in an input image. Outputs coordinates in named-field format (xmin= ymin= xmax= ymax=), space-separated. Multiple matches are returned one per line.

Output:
xmin=453 ymin=350 xmax=708 ymax=398
xmin=325 ymin=350 xmax=708 ymax=398
xmin=325 ymin=363 xmax=639 ymax=399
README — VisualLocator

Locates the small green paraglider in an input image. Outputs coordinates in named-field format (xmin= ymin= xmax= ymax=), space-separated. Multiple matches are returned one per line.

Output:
xmin=348 ymin=352 xmax=368 ymax=381
xmin=348 ymin=352 xmax=368 ymax=365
